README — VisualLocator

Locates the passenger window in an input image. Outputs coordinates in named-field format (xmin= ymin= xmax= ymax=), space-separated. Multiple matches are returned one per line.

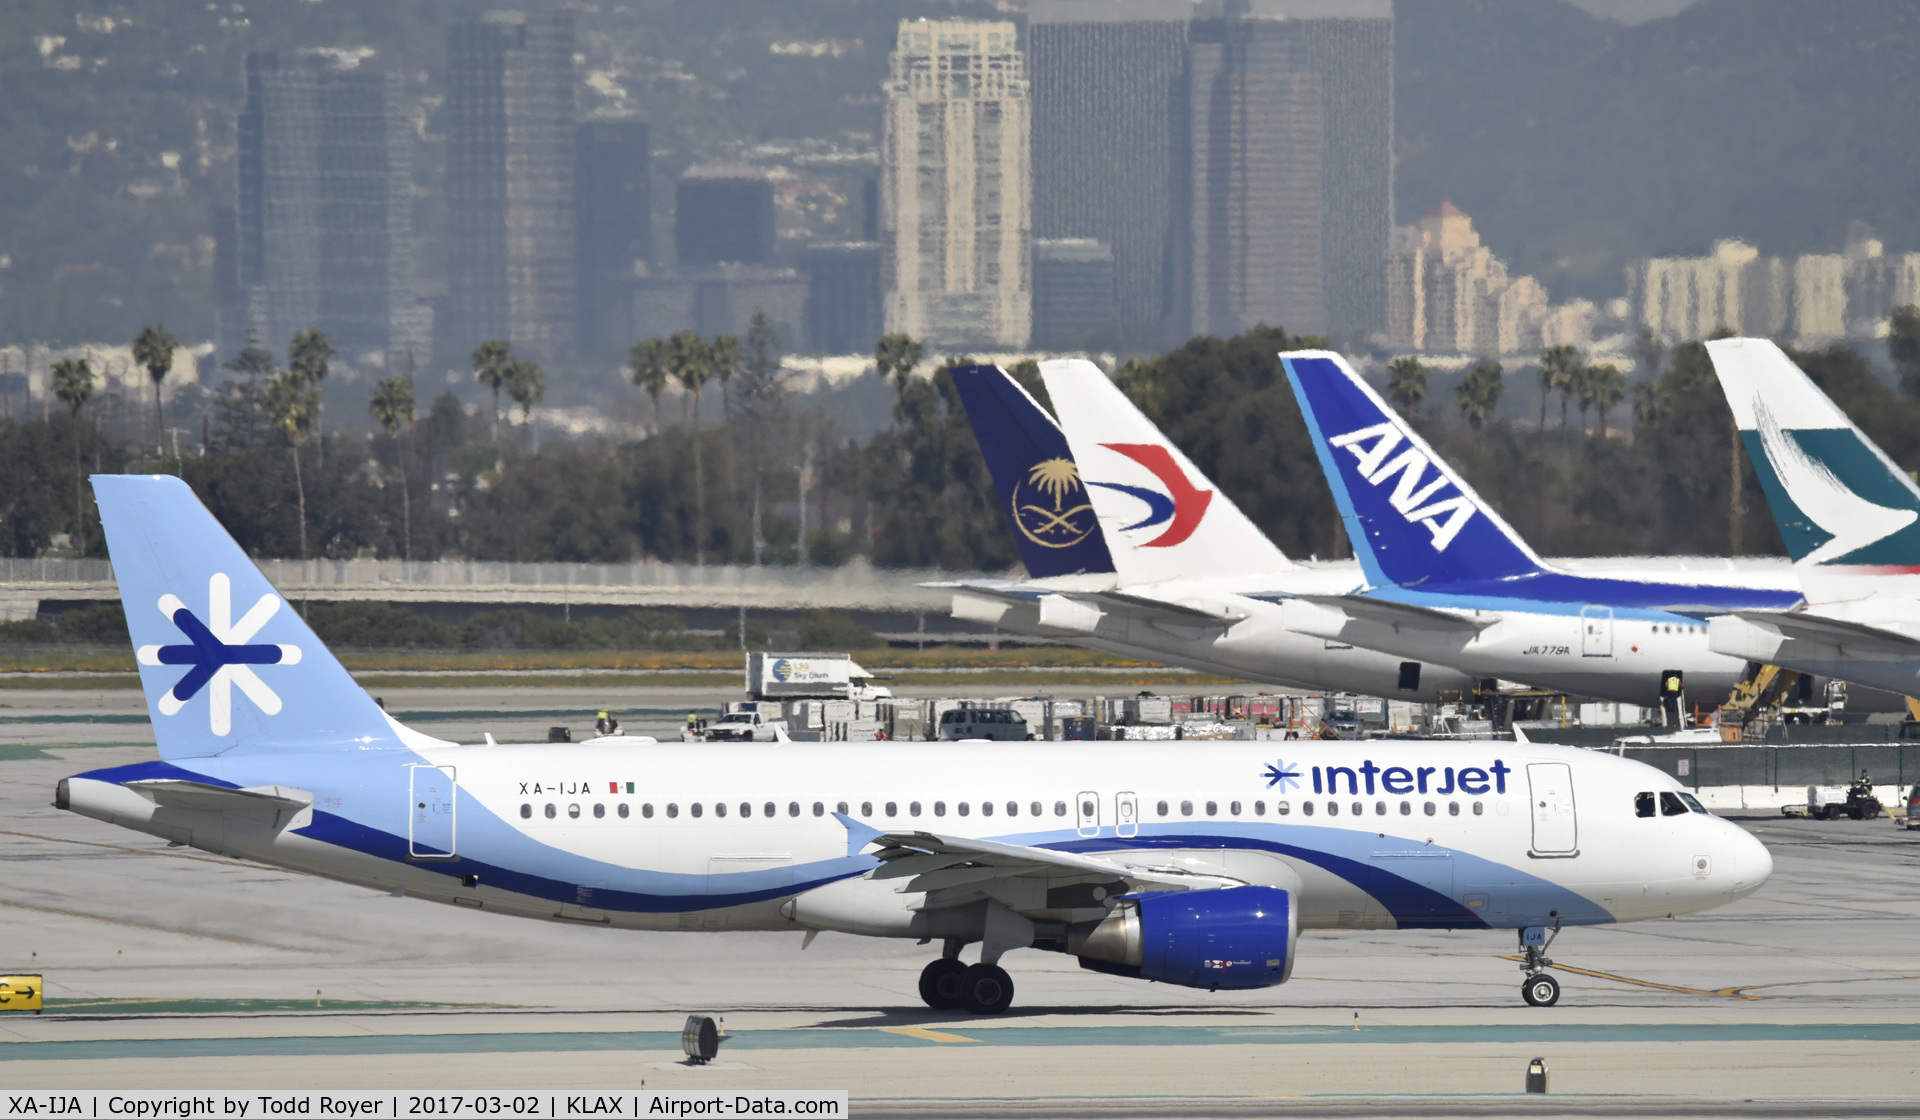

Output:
xmin=911 ymin=801 xmax=922 ymax=817
xmin=1054 ymin=801 xmax=1067 ymax=817
xmin=1273 ymin=800 xmax=1287 ymax=815
xmin=1230 ymin=800 xmax=1242 ymax=815
xmin=1327 ymin=802 xmax=1339 ymax=816
xmin=690 ymin=803 xmax=702 ymax=818
xmin=714 ymin=803 xmax=727 ymax=818
xmin=544 ymin=803 xmax=556 ymax=819
xmin=1448 ymin=802 xmax=1459 ymax=816
xmin=837 ymin=801 xmax=849 ymax=816
xmin=1180 ymin=800 xmax=1193 ymax=816
xmin=1635 ymin=792 xmax=1656 ymax=818
xmin=1660 ymin=792 xmax=1688 ymax=816
xmin=764 ymin=801 xmax=776 ymax=818
xmin=1423 ymin=801 xmax=1435 ymax=816
xmin=861 ymin=801 xmax=873 ymax=816
xmin=1082 ymin=798 xmax=1096 ymax=818
xmin=666 ymin=804 xmax=679 ymax=818
xmin=1679 ymin=792 xmax=1706 ymax=813
xmin=642 ymin=803 xmax=654 ymax=818
xmin=1400 ymin=801 xmax=1411 ymax=815
xmin=741 ymin=802 xmax=752 ymax=818
xmin=813 ymin=801 xmax=825 ymax=817
xmin=934 ymin=801 xmax=947 ymax=817
xmin=568 ymin=803 xmax=582 ymax=819
xmin=618 ymin=803 xmax=629 ymax=819
xmin=1031 ymin=802 xmax=1043 ymax=817
xmin=1352 ymin=802 xmax=1363 ymax=816
xmin=788 ymin=802 xmax=800 ymax=817
xmin=1006 ymin=801 xmax=1017 ymax=816
xmin=593 ymin=804 xmax=605 ymax=819
xmin=980 ymin=801 xmax=992 ymax=816
xmin=885 ymin=801 xmax=898 ymax=817
xmin=520 ymin=804 xmax=531 ymax=819
xmin=957 ymin=802 xmax=969 ymax=817
xmin=1157 ymin=800 xmax=1169 ymax=817
xmin=1255 ymin=800 xmax=1266 ymax=816
xmin=1472 ymin=801 xmax=1484 ymax=816
xmin=1302 ymin=801 xmax=1314 ymax=816
xmin=1375 ymin=801 xmax=1386 ymax=815
xmin=1205 ymin=801 xmax=1218 ymax=815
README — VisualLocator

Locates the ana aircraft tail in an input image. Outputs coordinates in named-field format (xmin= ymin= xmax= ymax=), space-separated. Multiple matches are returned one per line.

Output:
xmin=93 ymin=474 xmax=410 ymax=759
xmin=1704 ymin=338 xmax=1920 ymax=577
xmin=948 ymin=365 xmax=1117 ymax=579
xmin=1038 ymin=359 xmax=1293 ymax=585
xmin=1281 ymin=350 xmax=1545 ymax=587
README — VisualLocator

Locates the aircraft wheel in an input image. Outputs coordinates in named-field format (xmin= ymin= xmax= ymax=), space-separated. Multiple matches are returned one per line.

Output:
xmin=1521 ymin=973 xmax=1561 ymax=1007
xmin=959 ymin=963 xmax=1015 ymax=1014
xmin=918 ymin=958 xmax=968 ymax=1010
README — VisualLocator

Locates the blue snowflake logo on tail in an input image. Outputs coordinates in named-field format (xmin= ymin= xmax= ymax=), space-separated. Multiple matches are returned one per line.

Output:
xmin=136 ymin=572 xmax=302 ymax=735
xmin=1263 ymin=758 xmax=1301 ymax=793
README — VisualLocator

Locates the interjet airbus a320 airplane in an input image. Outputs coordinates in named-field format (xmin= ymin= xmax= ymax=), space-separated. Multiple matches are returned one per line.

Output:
xmin=58 ymin=475 xmax=1772 ymax=1011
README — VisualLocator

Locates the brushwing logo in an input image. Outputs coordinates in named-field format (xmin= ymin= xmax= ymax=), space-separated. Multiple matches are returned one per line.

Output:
xmin=1752 ymin=398 xmax=1917 ymax=565
xmin=1326 ymin=423 xmax=1477 ymax=551
xmin=1011 ymin=457 xmax=1098 ymax=549
xmin=135 ymin=572 xmax=302 ymax=736
xmin=1088 ymin=443 xmax=1213 ymax=548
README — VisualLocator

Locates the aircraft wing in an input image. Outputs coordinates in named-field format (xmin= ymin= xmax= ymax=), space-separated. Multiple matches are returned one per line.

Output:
xmin=866 ymin=830 xmax=1239 ymax=911
xmin=1251 ymin=592 xmax=1494 ymax=633
xmin=923 ymin=579 xmax=1052 ymax=604
xmin=1728 ymin=610 xmax=1920 ymax=655
xmin=1073 ymin=590 xmax=1246 ymax=624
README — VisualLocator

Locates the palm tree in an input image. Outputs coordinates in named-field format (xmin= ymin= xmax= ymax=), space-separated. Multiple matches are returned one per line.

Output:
xmin=51 ymin=357 xmax=94 ymax=549
xmin=1455 ymin=359 xmax=1502 ymax=430
xmin=265 ymin=368 xmax=319 ymax=559
xmin=288 ymin=329 xmax=334 ymax=466
xmin=1633 ymin=326 xmax=1666 ymax=385
xmin=132 ymin=323 xmax=177 ymax=453
xmin=1588 ymin=363 xmax=1626 ymax=436
xmin=627 ymin=337 xmax=669 ymax=434
xmin=1385 ymin=356 xmax=1427 ymax=418
xmin=506 ymin=358 xmax=545 ymax=448
xmin=369 ymin=377 xmax=417 ymax=561
xmin=1537 ymin=344 xmax=1580 ymax=439
xmin=667 ymin=330 xmax=712 ymax=564
xmin=874 ymin=332 xmax=923 ymax=395
xmin=709 ymin=334 xmax=743 ymax=420
xmin=471 ymin=339 xmax=513 ymax=444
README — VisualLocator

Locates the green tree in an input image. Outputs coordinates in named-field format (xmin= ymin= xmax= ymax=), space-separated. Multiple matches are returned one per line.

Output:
xmin=264 ymin=367 xmax=320 ymax=559
xmin=1456 ymin=359 xmax=1503 ymax=430
xmin=369 ymin=377 xmax=417 ymax=561
xmin=667 ymin=330 xmax=712 ymax=563
xmin=874 ymin=332 xmax=923 ymax=396
xmin=131 ymin=323 xmax=177 ymax=452
xmin=50 ymin=357 xmax=94 ymax=549
xmin=288 ymin=329 xmax=334 ymax=465
xmin=709 ymin=334 xmax=742 ymax=420
xmin=471 ymin=339 xmax=513 ymax=445
xmin=1890 ymin=305 xmax=1920 ymax=397
xmin=739 ymin=310 xmax=789 ymax=566
xmin=627 ymin=337 xmax=669 ymax=434
xmin=1537 ymin=344 xmax=1581 ymax=438
xmin=1588 ymin=363 xmax=1626 ymax=435
xmin=1633 ymin=326 xmax=1666 ymax=384
xmin=1385 ymin=356 xmax=1428 ymax=418
xmin=506 ymin=358 xmax=545 ymax=446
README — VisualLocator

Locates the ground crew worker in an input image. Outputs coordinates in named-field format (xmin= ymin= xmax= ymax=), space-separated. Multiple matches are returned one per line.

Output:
xmin=1858 ymin=768 xmax=1874 ymax=790
xmin=1661 ymin=671 xmax=1685 ymax=728
xmin=596 ymin=710 xmax=619 ymax=736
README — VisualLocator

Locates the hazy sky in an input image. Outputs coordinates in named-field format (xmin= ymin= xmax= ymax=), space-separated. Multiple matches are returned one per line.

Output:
xmin=1561 ymin=0 xmax=1700 ymax=24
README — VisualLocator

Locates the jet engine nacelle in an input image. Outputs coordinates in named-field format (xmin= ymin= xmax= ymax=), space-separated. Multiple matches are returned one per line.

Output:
xmin=1067 ymin=885 xmax=1297 ymax=990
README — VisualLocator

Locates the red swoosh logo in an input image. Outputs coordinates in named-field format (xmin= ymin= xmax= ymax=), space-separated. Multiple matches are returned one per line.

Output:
xmin=1100 ymin=443 xmax=1212 ymax=547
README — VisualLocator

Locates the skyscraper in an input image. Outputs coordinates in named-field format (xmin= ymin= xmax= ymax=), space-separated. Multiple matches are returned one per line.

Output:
xmin=1188 ymin=0 xmax=1393 ymax=342
xmin=575 ymin=120 xmax=651 ymax=356
xmin=675 ymin=165 xmax=776 ymax=267
xmin=1029 ymin=0 xmax=1189 ymax=349
xmin=446 ymin=10 xmax=577 ymax=355
xmin=801 ymin=242 xmax=883 ymax=354
xmin=880 ymin=19 xmax=1032 ymax=349
xmin=228 ymin=52 xmax=420 ymax=367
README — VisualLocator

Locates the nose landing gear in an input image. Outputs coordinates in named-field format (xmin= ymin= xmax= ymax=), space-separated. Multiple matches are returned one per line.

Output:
xmin=1518 ymin=925 xmax=1562 ymax=1006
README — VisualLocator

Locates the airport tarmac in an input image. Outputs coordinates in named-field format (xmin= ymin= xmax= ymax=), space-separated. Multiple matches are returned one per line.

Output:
xmin=4 ymin=685 xmax=1920 ymax=1114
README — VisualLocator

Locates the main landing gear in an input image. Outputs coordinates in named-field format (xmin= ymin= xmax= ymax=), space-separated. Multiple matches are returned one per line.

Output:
xmin=917 ymin=940 xmax=1015 ymax=1014
xmin=1519 ymin=925 xmax=1562 ymax=1007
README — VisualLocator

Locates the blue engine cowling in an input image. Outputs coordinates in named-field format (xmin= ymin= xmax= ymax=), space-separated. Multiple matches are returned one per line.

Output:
xmin=1069 ymin=885 xmax=1297 ymax=991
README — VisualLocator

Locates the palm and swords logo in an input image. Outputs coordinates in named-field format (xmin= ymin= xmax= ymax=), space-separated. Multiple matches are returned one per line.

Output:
xmin=1012 ymin=457 xmax=1097 ymax=549
xmin=135 ymin=572 xmax=302 ymax=735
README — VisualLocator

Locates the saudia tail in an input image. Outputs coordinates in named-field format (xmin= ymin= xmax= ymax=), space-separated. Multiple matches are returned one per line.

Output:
xmin=1704 ymin=338 xmax=1920 ymax=576
xmin=92 ymin=474 xmax=416 ymax=759
xmin=1039 ymin=358 xmax=1293 ymax=585
xmin=948 ymin=364 xmax=1117 ymax=579
xmin=1281 ymin=350 xmax=1544 ymax=587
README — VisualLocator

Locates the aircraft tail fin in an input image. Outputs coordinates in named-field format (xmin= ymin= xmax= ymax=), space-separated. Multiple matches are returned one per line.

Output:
xmin=1038 ymin=359 xmax=1294 ymax=585
xmin=1281 ymin=350 xmax=1545 ymax=587
xmin=93 ymin=474 xmax=417 ymax=760
xmin=1704 ymin=338 xmax=1920 ymax=580
xmin=948 ymin=364 xmax=1117 ymax=579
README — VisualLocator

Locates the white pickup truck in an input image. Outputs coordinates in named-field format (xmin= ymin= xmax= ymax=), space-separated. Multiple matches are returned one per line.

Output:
xmin=704 ymin=710 xmax=789 ymax=743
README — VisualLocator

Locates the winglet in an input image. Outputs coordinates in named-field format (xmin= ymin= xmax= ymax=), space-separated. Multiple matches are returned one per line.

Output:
xmin=834 ymin=811 xmax=885 ymax=858
xmin=1280 ymin=351 xmax=1543 ymax=586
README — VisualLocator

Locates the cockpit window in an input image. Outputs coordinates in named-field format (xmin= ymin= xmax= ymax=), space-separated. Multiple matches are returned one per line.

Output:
xmin=1659 ymin=791 xmax=1689 ymax=816
xmin=1678 ymin=792 xmax=1706 ymax=814
xmin=1635 ymin=792 xmax=1656 ymax=818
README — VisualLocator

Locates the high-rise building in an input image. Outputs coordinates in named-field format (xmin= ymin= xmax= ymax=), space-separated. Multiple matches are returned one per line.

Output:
xmin=576 ymin=120 xmax=651 ymax=356
xmin=1033 ymin=238 xmax=1118 ymax=350
xmin=226 ymin=52 xmax=421 ymax=367
xmin=676 ymin=165 xmax=776 ymax=267
xmin=445 ymin=10 xmax=577 ymax=355
xmin=1187 ymin=1 xmax=1392 ymax=343
xmin=1028 ymin=0 xmax=1189 ymax=349
xmin=1385 ymin=200 xmax=1591 ymax=356
xmin=801 ymin=242 xmax=883 ymax=354
xmin=880 ymin=19 xmax=1032 ymax=349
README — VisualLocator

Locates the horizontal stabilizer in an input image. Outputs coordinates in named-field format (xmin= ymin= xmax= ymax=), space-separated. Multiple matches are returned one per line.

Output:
xmin=125 ymin=779 xmax=312 ymax=817
xmin=1727 ymin=610 xmax=1920 ymax=655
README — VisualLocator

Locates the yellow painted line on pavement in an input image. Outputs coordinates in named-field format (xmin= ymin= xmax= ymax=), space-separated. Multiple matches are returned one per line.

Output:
xmin=1497 ymin=955 xmax=1763 ymax=999
xmin=882 ymin=1027 xmax=980 ymax=1043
